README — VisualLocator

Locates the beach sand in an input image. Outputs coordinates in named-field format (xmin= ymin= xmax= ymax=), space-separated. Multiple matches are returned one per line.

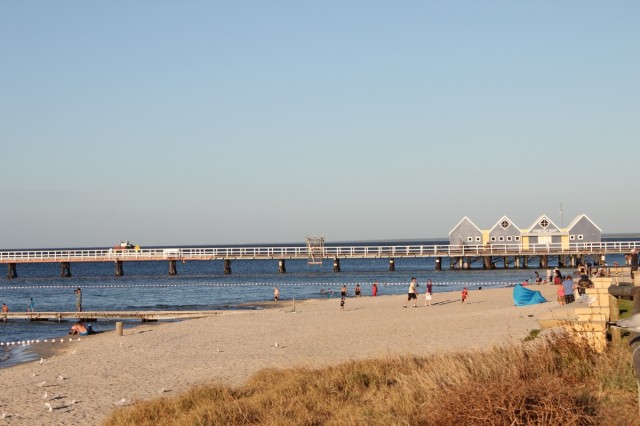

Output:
xmin=0 ymin=285 xmax=560 ymax=425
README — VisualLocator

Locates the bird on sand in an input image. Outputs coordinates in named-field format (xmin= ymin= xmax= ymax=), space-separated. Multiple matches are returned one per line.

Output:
xmin=44 ymin=402 xmax=53 ymax=412
xmin=114 ymin=398 xmax=126 ymax=406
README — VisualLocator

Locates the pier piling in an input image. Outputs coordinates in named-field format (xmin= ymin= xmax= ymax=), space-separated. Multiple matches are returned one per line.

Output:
xmin=115 ymin=260 xmax=124 ymax=277
xmin=278 ymin=259 xmax=286 ymax=274
xmin=60 ymin=262 xmax=72 ymax=277
xmin=224 ymin=259 xmax=232 ymax=275
xmin=333 ymin=258 xmax=341 ymax=272
xmin=169 ymin=260 xmax=177 ymax=275
xmin=389 ymin=258 xmax=395 ymax=272
xmin=7 ymin=263 xmax=17 ymax=279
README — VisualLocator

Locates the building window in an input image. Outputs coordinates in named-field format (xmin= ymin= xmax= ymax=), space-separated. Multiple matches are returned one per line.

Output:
xmin=499 ymin=236 xmax=504 ymax=241
xmin=515 ymin=236 xmax=521 ymax=241
xmin=475 ymin=236 xmax=481 ymax=242
xmin=501 ymin=220 xmax=509 ymax=229
xmin=491 ymin=236 xmax=496 ymax=242
xmin=578 ymin=235 xmax=584 ymax=240
xmin=540 ymin=219 xmax=549 ymax=229
xmin=507 ymin=236 xmax=512 ymax=241
xmin=570 ymin=235 xmax=575 ymax=240
xmin=467 ymin=237 xmax=473 ymax=242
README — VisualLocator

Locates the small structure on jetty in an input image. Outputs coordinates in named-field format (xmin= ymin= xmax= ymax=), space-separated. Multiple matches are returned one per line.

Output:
xmin=447 ymin=213 xmax=603 ymax=270
xmin=449 ymin=213 xmax=602 ymax=247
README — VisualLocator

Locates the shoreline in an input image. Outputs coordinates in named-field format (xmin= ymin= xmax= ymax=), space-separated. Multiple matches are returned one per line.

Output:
xmin=0 ymin=285 xmax=560 ymax=425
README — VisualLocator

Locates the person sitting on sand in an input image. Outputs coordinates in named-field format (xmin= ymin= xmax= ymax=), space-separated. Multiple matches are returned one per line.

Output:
xmin=69 ymin=322 xmax=94 ymax=336
xmin=273 ymin=286 xmax=280 ymax=301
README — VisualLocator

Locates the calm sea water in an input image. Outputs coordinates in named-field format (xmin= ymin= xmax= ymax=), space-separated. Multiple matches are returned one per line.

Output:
xmin=0 ymin=239 xmax=632 ymax=368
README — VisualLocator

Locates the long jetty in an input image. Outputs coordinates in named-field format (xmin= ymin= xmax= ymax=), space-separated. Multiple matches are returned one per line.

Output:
xmin=1 ymin=241 xmax=640 ymax=278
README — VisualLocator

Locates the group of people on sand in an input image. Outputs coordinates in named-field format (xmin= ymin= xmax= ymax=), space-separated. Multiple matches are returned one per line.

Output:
xmin=403 ymin=278 xmax=435 ymax=308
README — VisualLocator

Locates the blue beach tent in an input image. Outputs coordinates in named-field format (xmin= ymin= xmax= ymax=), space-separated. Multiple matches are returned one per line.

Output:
xmin=512 ymin=284 xmax=547 ymax=306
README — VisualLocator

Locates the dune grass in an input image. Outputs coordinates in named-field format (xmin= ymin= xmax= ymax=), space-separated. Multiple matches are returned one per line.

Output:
xmin=102 ymin=333 xmax=639 ymax=426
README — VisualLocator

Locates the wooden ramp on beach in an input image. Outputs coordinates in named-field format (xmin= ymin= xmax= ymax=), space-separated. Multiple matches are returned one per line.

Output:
xmin=1 ymin=310 xmax=221 ymax=322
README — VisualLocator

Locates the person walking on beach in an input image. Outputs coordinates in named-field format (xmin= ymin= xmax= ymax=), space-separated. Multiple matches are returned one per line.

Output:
xmin=27 ymin=298 xmax=34 ymax=312
xmin=273 ymin=286 xmax=280 ymax=301
xmin=404 ymin=277 xmax=418 ymax=308
xmin=2 ymin=303 xmax=8 ymax=313
xmin=372 ymin=281 xmax=378 ymax=296
xmin=341 ymin=285 xmax=347 ymax=298
xmin=562 ymin=275 xmax=576 ymax=304
xmin=461 ymin=287 xmax=468 ymax=303
xmin=75 ymin=288 xmax=82 ymax=312
xmin=427 ymin=279 xmax=433 ymax=295
xmin=355 ymin=284 xmax=361 ymax=297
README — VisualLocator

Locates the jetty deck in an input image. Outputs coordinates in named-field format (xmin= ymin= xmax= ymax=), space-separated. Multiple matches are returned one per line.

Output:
xmin=1 ymin=241 xmax=639 ymax=276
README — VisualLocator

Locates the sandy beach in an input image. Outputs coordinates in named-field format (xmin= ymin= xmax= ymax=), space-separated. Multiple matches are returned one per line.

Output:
xmin=0 ymin=285 xmax=560 ymax=425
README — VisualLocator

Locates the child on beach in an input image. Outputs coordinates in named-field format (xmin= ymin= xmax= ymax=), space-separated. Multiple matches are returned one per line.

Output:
xmin=461 ymin=288 xmax=468 ymax=303
xmin=27 ymin=298 xmax=34 ymax=312
xmin=556 ymin=284 xmax=565 ymax=305
xmin=2 ymin=303 xmax=8 ymax=313
xmin=424 ymin=290 xmax=432 ymax=307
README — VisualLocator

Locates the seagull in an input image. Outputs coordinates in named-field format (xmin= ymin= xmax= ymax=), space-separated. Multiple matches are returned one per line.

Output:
xmin=614 ymin=313 xmax=640 ymax=332
xmin=42 ymin=391 xmax=48 ymax=400
xmin=114 ymin=398 xmax=126 ymax=406
xmin=44 ymin=402 xmax=52 ymax=412
xmin=57 ymin=375 xmax=64 ymax=382
xmin=216 ymin=348 xmax=222 ymax=353
xmin=158 ymin=387 xmax=170 ymax=393
xmin=39 ymin=358 xmax=44 ymax=365
xmin=36 ymin=381 xmax=46 ymax=387
xmin=274 ymin=342 xmax=279 ymax=348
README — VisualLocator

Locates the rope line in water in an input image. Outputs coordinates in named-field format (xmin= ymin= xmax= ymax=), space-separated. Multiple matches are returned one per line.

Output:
xmin=1 ymin=337 xmax=81 ymax=347
xmin=0 ymin=281 xmax=516 ymax=290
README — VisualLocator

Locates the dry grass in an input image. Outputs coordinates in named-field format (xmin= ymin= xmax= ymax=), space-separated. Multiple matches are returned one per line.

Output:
xmin=102 ymin=334 xmax=639 ymax=426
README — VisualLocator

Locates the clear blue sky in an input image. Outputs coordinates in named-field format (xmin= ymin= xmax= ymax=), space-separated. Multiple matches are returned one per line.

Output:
xmin=1 ymin=1 xmax=638 ymax=249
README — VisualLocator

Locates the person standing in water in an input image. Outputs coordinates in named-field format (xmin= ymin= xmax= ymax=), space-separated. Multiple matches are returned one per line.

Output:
xmin=75 ymin=288 xmax=82 ymax=312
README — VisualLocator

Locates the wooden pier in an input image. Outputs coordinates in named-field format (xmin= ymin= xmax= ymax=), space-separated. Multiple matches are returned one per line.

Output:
xmin=1 ymin=310 xmax=221 ymax=322
xmin=1 ymin=241 xmax=639 ymax=277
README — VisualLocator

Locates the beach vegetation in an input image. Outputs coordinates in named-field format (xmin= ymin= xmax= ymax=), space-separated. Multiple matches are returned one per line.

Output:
xmin=102 ymin=334 xmax=639 ymax=426
xmin=523 ymin=328 xmax=541 ymax=342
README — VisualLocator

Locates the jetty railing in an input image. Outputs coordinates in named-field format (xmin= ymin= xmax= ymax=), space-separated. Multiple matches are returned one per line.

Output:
xmin=1 ymin=241 xmax=639 ymax=263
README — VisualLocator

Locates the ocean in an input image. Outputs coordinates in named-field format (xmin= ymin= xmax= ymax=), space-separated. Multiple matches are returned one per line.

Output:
xmin=0 ymin=239 xmax=633 ymax=368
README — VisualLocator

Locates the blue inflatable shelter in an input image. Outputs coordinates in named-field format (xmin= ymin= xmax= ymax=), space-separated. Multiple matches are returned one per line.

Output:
xmin=513 ymin=284 xmax=547 ymax=306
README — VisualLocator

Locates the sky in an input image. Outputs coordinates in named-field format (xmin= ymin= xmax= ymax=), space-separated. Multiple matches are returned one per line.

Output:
xmin=1 ymin=1 xmax=638 ymax=249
